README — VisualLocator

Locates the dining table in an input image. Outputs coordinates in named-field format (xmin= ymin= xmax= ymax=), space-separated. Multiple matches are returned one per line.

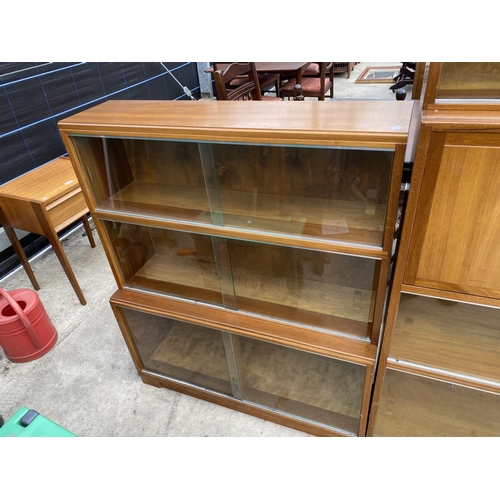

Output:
xmin=205 ymin=62 xmax=311 ymax=85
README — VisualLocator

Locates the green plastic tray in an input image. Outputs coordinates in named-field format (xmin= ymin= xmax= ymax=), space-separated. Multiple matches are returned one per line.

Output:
xmin=0 ymin=406 xmax=77 ymax=437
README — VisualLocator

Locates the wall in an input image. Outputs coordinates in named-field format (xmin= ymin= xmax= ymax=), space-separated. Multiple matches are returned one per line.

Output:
xmin=0 ymin=62 xmax=200 ymax=277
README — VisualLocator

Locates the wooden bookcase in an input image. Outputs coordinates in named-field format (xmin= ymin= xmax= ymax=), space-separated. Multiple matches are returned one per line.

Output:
xmin=58 ymin=99 xmax=415 ymax=436
xmin=368 ymin=64 xmax=500 ymax=436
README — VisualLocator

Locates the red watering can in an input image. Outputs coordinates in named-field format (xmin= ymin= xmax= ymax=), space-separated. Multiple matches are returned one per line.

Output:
xmin=0 ymin=287 xmax=57 ymax=363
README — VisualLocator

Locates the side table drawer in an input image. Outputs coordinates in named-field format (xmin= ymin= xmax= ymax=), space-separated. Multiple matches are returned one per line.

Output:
xmin=47 ymin=188 xmax=88 ymax=231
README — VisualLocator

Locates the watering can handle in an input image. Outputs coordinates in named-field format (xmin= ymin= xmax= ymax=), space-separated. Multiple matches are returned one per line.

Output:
xmin=0 ymin=287 xmax=42 ymax=349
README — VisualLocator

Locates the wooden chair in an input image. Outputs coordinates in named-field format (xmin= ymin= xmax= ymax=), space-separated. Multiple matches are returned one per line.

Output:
xmin=280 ymin=62 xmax=334 ymax=101
xmin=214 ymin=63 xmax=282 ymax=101
xmin=212 ymin=62 xmax=280 ymax=98
xmin=303 ymin=63 xmax=320 ymax=76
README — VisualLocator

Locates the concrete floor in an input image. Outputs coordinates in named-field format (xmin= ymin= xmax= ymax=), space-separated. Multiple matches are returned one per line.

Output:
xmin=0 ymin=63 xmax=406 ymax=437
xmin=332 ymin=62 xmax=410 ymax=100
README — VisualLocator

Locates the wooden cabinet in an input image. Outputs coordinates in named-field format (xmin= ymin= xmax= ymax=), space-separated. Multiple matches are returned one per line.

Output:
xmin=369 ymin=104 xmax=500 ymax=436
xmin=59 ymin=99 xmax=415 ymax=436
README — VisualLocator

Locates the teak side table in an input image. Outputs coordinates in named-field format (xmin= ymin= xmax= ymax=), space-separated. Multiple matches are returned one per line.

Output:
xmin=0 ymin=156 xmax=95 ymax=305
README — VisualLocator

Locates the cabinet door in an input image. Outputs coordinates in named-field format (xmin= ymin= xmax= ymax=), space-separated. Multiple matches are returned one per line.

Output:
xmin=222 ymin=238 xmax=379 ymax=339
xmin=117 ymin=307 xmax=233 ymax=396
xmin=236 ymin=335 xmax=367 ymax=435
xmin=70 ymin=135 xmax=396 ymax=248
xmin=113 ymin=304 xmax=368 ymax=436
xmin=209 ymin=143 xmax=395 ymax=248
xmin=100 ymin=220 xmax=380 ymax=339
xmin=405 ymin=132 xmax=500 ymax=298
xmin=100 ymin=220 xmax=224 ymax=306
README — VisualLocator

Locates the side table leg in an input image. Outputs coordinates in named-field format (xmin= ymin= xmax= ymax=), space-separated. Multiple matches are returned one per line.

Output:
xmin=32 ymin=204 xmax=87 ymax=306
xmin=81 ymin=214 xmax=96 ymax=248
xmin=0 ymin=206 xmax=40 ymax=290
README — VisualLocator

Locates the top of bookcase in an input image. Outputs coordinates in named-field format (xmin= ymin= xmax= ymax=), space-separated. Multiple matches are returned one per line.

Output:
xmin=58 ymin=100 xmax=415 ymax=148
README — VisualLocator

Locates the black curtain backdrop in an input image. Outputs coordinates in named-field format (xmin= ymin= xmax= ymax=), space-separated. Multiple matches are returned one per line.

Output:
xmin=0 ymin=62 xmax=201 ymax=276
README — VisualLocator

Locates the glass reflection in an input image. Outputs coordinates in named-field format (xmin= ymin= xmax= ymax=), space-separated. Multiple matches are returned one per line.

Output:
xmin=374 ymin=369 xmax=500 ymax=437
xmin=390 ymin=294 xmax=500 ymax=383
xmin=437 ymin=62 xmax=500 ymax=100
xmin=101 ymin=220 xmax=378 ymax=338
xmin=225 ymin=238 xmax=377 ymax=338
xmin=71 ymin=135 xmax=394 ymax=247
xmin=102 ymin=221 xmax=223 ymax=306
xmin=237 ymin=336 xmax=365 ymax=434
xmin=212 ymin=144 xmax=393 ymax=247
xmin=119 ymin=308 xmax=232 ymax=395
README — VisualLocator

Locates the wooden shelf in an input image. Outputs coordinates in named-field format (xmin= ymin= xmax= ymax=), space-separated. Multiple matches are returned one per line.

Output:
xmin=389 ymin=294 xmax=500 ymax=384
xmin=129 ymin=251 xmax=375 ymax=338
xmin=374 ymin=369 xmax=500 ymax=436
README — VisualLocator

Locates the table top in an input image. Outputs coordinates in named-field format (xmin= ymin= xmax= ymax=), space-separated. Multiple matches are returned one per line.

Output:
xmin=206 ymin=62 xmax=310 ymax=74
xmin=254 ymin=62 xmax=310 ymax=74
xmin=0 ymin=156 xmax=79 ymax=204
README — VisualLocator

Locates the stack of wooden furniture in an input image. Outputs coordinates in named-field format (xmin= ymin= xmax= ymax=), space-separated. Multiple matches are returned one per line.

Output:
xmin=57 ymin=63 xmax=500 ymax=436
xmin=368 ymin=62 xmax=500 ymax=436
xmin=58 ymin=99 xmax=415 ymax=436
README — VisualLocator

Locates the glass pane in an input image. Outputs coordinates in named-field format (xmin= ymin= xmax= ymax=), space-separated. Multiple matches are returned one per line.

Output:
xmin=71 ymin=136 xmax=211 ymax=222
xmin=374 ymin=369 xmax=500 ymax=436
xmin=226 ymin=238 xmax=377 ymax=338
xmin=101 ymin=221 xmax=223 ymax=306
xmin=436 ymin=62 xmax=500 ymax=101
xmin=237 ymin=336 xmax=365 ymax=434
xmin=119 ymin=308 xmax=232 ymax=395
xmin=71 ymin=136 xmax=394 ymax=247
xmin=390 ymin=294 xmax=500 ymax=383
xmin=210 ymin=143 xmax=394 ymax=247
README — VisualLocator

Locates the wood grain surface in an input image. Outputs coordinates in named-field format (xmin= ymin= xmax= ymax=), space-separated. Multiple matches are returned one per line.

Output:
xmin=59 ymin=100 xmax=414 ymax=147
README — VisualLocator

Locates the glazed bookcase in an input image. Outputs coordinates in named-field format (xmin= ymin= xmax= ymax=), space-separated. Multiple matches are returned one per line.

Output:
xmin=59 ymin=99 xmax=415 ymax=436
xmin=368 ymin=71 xmax=500 ymax=436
